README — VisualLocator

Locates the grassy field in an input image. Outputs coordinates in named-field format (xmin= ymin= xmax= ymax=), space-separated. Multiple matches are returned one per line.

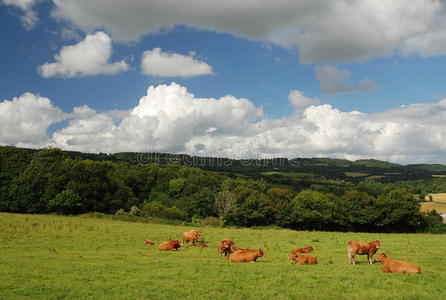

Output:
xmin=1 ymin=213 xmax=445 ymax=300
xmin=261 ymin=171 xmax=313 ymax=178
xmin=344 ymin=172 xmax=369 ymax=177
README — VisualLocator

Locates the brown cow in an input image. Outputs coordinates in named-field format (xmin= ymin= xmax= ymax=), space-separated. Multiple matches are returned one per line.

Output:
xmin=290 ymin=246 xmax=313 ymax=254
xmin=375 ymin=253 xmax=421 ymax=274
xmin=348 ymin=240 xmax=381 ymax=265
xmin=217 ymin=239 xmax=235 ymax=258
xmin=288 ymin=253 xmax=318 ymax=265
xmin=144 ymin=240 xmax=155 ymax=246
xmin=229 ymin=249 xmax=266 ymax=263
xmin=182 ymin=230 xmax=201 ymax=246
xmin=197 ymin=242 xmax=208 ymax=248
xmin=158 ymin=239 xmax=182 ymax=251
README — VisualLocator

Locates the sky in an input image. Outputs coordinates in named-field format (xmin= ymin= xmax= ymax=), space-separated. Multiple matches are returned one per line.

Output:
xmin=2 ymin=0 xmax=446 ymax=164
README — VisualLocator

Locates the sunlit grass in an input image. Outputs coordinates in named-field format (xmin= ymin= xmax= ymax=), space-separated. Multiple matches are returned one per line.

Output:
xmin=1 ymin=213 xmax=445 ymax=299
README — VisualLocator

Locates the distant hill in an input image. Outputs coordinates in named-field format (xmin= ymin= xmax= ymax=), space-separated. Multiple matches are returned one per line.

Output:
xmin=3 ymin=146 xmax=445 ymax=186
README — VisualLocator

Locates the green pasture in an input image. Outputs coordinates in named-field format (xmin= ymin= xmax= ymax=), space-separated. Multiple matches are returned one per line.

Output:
xmin=261 ymin=171 xmax=313 ymax=178
xmin=1 ymin=213 xmax=445 ymax=299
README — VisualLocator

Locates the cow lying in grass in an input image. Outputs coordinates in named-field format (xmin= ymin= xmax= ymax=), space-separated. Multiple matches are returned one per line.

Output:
xmin=144 ymin=240 xmax=155 ymax=246
xmin=158 ymin=239 xmax=182 ymax=251
xmin=375 ymin=253 xmax=421 ymax=274
xmin=229 ymin=249 xmax=266 ymax=263
xmin=348 ymin=240 xmax=381 ymax=264
xmin=290 ymin=246 xmax=313 ymax=254
xmin=288 ymin=253 xmax=318 ymax=265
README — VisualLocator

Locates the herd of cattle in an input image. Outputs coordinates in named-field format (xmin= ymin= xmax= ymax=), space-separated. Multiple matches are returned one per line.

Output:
xmin=144 ymin=230 xmax=421 ymax=274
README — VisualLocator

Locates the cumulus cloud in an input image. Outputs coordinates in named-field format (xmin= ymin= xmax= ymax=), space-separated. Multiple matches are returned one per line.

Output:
xmin=141 ymin=48 xmax=213 ymax=78
xmin=0 ymin=92 xmax=64 ymax=146
xmin=38 ymin=31 xmax=129 ymax=78
xmin=2 ymin=0 xmax=41 ymax=29
xmin=315 ymin=65 xmax=379 ymax=95
xmin=53 ymin=83 xmax=262 ymax=153
xmin=50 ymin=0 xmax=446 ymax=63
xmin=3 ymin=83 xmax=446 ymax=164
xmin=288 ymin=90 xmax=320 ymax=108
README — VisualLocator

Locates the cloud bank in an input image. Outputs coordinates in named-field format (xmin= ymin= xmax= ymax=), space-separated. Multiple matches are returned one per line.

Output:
xmin=2 ymin=83 xmax=446 ymax=164
xmin=38 ymin=31 xmax=129 ymax=78
xmin=50 ymin=0 xmax=446 ymax=63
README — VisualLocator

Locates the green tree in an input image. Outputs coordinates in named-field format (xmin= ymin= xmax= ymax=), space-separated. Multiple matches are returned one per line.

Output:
xmin=11 ymin=147 xmax=67 ymax=213
xmin=280 ymin=190 xmax=336 ymax=230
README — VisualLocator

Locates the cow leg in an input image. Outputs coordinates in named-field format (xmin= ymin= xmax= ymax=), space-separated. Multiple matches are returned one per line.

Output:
xmin=368 ymin=253 xmax=373 ymax=264
xmin=350 ymin=255 xmax=355 ymax=265
xmin=348 ymin=250 xmax=355 ymax=265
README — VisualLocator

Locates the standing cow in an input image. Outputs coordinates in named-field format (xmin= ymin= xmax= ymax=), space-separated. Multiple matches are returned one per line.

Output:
xmin=348 ymin=240 xmax=381 ymax=265
xmin=217 ymin=239 xmax=235 ymax=258
xmin=182 ymin=230 xmax=201 ymax=246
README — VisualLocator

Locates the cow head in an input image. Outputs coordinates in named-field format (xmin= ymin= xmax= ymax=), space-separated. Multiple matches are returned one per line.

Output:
xmin=307 ymin=246 xmax=314 ymax=251
xmin=258 ymin=249 xmax=266 ymax=257
xmin=288 ymin=253 xmax=297 ymax=260
xmin=374 ymin=240 xmax=382 ymax=249
xmin=375 ymin=253 xmax=387 ymax=262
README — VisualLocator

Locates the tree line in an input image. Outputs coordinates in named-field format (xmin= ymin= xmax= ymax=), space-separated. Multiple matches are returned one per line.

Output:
xmin=0 ymin=146 xmax=444 ymax=232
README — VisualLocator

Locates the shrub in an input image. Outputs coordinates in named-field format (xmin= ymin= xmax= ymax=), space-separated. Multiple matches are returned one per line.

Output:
xmin=48 ymin=189 xmax=83 ymax=215
xmin=129 ymin=205 xmax=141 ymax=217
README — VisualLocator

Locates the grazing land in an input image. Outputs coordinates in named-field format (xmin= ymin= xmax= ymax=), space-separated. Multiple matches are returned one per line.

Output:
xmin=422 ymin=193 xmax=446 ymax=213
xmin=1 ymin=213 xmax=445 ymax=300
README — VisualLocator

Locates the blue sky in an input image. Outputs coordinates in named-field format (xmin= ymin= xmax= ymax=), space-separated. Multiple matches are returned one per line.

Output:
xmin=2 ymin=0 xmax=446 ymax=163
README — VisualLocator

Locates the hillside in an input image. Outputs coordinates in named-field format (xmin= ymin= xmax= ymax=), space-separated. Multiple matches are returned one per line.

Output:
xmin=8 ymin=146 xmax=444 ymax=185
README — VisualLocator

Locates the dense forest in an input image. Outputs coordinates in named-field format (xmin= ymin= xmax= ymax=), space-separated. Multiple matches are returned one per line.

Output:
xmin=0 ymin=146 xmax=445 ymax=233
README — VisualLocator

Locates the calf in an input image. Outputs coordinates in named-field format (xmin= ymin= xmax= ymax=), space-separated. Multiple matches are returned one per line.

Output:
xmin=144 ymin=240 xmax=155 ymax=246
xmin=290 ymin=246 xmax=313 ymax=254
xmin=182 ymin=230 xmax=201 ymax=246
xmin=229 ymin=249 xmax=266 ymax=263
xmin=158 ymin=239 xmax=182 ymax=251
xmin=197 ymin=242 xmax=208 ymax=248
xmin=288 ymin=253 xmax=318 ymax=265
xmin=217 ymin=239 xmax=235 ymax=258
xmin=375 ymin=253 xmax=421 ymax=274
xmin=348 ymin=240 xmax=381 ymax=265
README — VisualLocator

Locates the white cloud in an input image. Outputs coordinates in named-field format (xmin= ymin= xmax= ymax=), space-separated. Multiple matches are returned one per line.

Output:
xmin=53 ymin=82 xmax=262 ymax=153
xmin=2 ymin=0 xmax=41 ymax=29
xmin=38 ymin=31 xmax=129 ymax=78
xmin=141 ymin=48 xmax=213 ymax=78
xmin=50 ymin=0 xmax=446 ymax=63
xmin=3 ymin=84 xmax=446 ymax=164
xmin=0 ymin=92 xmax=64 ymax=146
xmin=288 ymin=90 xmax=320 ymax=108
xmin=315 ymin=65 xmax=379 ymax=95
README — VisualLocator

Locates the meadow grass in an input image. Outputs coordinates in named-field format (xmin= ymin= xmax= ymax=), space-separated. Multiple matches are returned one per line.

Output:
xmin=0 ymin=213 xmax=445 ymax=300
